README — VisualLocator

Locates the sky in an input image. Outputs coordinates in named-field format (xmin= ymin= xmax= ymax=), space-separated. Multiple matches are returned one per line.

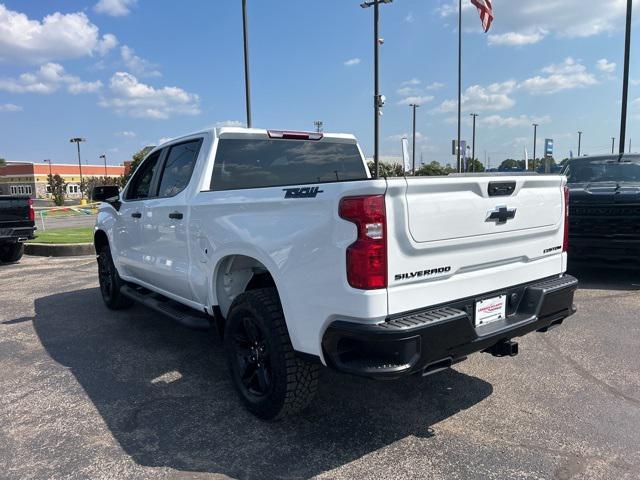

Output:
xmin=0 ymin=0 xmax=639 ymax=168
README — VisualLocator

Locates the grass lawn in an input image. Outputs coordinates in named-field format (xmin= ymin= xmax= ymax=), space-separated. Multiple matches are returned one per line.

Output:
xmin=30 ymin=227 xmax=93 ymax=244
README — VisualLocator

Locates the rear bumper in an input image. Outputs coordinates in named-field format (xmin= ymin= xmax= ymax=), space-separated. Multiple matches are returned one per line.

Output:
xmin=0 ymin=225 xmax=36 ymax=243
xmin=322 ymin=275 xmax=578 ymax=379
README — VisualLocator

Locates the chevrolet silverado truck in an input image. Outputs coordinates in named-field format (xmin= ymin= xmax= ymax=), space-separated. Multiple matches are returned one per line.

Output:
xmin=0 ymin=195 xmax=35 ymax=263
xmin=93 ymin=127 xmax=578 ymax=419
xmin=563 ymin=154 xmax=640 ymax=266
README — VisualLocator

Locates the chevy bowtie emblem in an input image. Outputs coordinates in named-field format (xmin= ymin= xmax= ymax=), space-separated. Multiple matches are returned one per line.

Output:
xmin=486 ymin=205 xmax=517 ymax=225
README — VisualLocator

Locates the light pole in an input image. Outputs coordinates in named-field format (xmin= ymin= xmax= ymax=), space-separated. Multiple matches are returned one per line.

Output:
xmin=361 ymin=0 xmax=393 ymax=179
xmin=470 ymin=113 xmax=478 ymax=167
xmin=70 ymin=138 xmax=86 ymax=199
xmin=314 ymin=120 xmax=324 ymax=133
xmin=578 ymin=131 xmax=582 ymax=157
xmin=409 ymin=103 xmax=419 ymax=174
xmin=612 ymin=137 xmax=616 ymax=154
xmin=242 ymin=0 xmax=252 ymax=128
xmin=456 ymin=0 xmax=464 ymax=173
xmin=99 ymin=154 xmax=107 ymax=177
xmin=43 ymin=159 xmax=52 ymax=178
xmin=532 ymin=123 xmax=538 ymax=171
xmin=619 ymin=0 xmax=633 ymax=156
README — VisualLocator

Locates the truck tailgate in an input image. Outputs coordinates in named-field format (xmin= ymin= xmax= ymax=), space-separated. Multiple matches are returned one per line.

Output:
xmin=385 ymin=176 xmax=567 ymax=316
xmin=0 ymin=196 xmax=32 ymax=227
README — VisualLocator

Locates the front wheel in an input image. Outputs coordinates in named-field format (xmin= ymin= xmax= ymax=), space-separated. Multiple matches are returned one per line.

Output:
xmin=97 ymin=245 xmax=134 ymax=310
xmin=224 ymin=288 xmax=319 ymax=420
xmin=0 ymin=243 xmax=24 ymax=263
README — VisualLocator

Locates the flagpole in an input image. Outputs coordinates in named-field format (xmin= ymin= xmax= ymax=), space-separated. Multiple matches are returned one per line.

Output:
xmin=457 ymin=0 xmax=462 ymax=172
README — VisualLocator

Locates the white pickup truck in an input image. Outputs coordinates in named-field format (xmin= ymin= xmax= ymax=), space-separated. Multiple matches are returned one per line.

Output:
xmin=93 ymin=127 xmax=577 ymax=419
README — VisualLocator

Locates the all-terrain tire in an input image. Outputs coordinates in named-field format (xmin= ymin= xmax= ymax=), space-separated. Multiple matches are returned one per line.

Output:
xmin=0 ymin=243 xmax=24 ymax=263
xmin=97 ymin=244 xmax=134 ymax=310
xmin=224 ymin=287 xmax=320 ymax=420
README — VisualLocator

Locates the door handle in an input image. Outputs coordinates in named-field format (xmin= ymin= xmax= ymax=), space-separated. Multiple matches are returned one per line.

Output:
xmin=131 ymin=212 xmax=142 ymax=218
xmin=168 ymin=211 xmax=183 ymax=220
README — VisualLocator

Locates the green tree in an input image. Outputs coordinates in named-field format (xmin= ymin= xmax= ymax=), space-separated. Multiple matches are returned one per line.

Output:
xmin=367 ymin=161 xmax=404 ymax=178
xmin=465 ymin=158 xmax=486 ymax=173
xmin=415 ymin=161 xmax=456 ymax=176
xmin=122 ymin=146 xmax=155 ymax=185
xmin=0 ymin=157 xmax=5 ymax=168
xmin=500 ymin=159 xmax=526 ymax=170
xmin=48 ymin=174 xmax=66 ymax=206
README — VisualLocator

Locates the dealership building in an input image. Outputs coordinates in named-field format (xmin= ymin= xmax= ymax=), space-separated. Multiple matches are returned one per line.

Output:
xmin=0 ymin=161 xmax=126 ymax=199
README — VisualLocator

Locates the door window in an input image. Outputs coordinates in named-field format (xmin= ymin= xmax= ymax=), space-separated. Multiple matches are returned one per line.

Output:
xmin=157 ymin=139 xmax=202 ymax=197
xmin=126 ymin=151 xmax=161 ymax=200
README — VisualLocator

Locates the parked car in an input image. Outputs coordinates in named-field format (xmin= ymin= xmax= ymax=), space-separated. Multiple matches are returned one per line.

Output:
xmin=562 ymin=154 xmax=640 ymax=266
xmin=93 ymin=127 xmax=577 ymax=419
xmin=0 ymin=195 xmax=35 ymax=263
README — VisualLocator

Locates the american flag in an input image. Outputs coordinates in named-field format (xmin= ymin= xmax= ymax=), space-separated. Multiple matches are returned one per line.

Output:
xmin=471 ymin=0 xmax=494 ymax=33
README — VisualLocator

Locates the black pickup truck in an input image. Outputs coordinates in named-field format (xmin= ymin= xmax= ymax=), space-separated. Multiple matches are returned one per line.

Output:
xmin=563 ymin=154 xmax=640 ymax=266
xmin=0 ymin=195 xmax=36 ymax=263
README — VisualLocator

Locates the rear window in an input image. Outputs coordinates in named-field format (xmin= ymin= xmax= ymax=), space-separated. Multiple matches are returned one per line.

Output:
xmin=566 ymin=157 xmax=640 ymax=183
xmin=209 ymin=138 xmax=367 ymax=191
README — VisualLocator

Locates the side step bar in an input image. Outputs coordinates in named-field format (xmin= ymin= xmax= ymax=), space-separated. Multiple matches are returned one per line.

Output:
xmin=120 ymin=285 xmax=211 ymax=330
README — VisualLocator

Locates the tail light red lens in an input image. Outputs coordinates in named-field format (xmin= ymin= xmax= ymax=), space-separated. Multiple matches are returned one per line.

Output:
xmin=28 ymin=198 xmax=35 ymax=222
xmin=563 ymin=186 xmax=569 ymax=252
xmin=339 ymin=195 xmax=387 ymax=290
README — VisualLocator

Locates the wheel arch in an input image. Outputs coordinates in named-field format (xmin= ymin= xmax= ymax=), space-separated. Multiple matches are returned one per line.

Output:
xmin=94 ymin=229 xmax=109 ymax=255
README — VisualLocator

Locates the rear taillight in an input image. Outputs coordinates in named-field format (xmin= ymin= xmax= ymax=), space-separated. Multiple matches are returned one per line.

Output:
xmin=28 ymin=198 xmax=35 ymax=222
xmin=562 ymin=186 xmax=569 ymax=252
xmin=339 ymin=195 xmax=387 ymax=290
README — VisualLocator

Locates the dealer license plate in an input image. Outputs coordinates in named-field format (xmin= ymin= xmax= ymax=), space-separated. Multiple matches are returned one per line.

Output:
xmin=475 ymin=295 xmax=507 ymax=326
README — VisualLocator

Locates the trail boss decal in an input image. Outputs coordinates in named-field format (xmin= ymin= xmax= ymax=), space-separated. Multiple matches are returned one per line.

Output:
xmin=395 ymin=266 xmax=452 ymax=281
xmin=283 ymin=186 xmax=324 ymax=199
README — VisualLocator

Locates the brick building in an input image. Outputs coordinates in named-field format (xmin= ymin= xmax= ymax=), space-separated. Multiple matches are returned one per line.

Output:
xmin=0 ymin=162 xmax=126 ymax=199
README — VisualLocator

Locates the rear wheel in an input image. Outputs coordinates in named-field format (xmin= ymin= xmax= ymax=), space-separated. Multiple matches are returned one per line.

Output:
xmin=97 ymin=245 xmax=134 ymax=310
xmin=0 ymin=243 xmax=24 ymax=263
xmin=224 ymin=288 xmax=319 ymax=420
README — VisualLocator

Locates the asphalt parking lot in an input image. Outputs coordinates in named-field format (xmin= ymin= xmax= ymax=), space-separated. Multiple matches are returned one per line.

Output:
xmin=1 ymin=256 xmax=639 ymax=480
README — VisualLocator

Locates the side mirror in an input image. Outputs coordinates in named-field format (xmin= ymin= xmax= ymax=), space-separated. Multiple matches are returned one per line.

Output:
xmin=91 ymin=185 xmax=121 ymax=210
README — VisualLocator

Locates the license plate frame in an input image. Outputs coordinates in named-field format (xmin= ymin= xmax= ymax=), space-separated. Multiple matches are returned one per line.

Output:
xmin=475 ymin=295 xmax=507 ymax=327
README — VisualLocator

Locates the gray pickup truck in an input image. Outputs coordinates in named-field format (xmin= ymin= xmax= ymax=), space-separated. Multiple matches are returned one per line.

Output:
xmin=0 ymin=195 xmax=35 ymax=263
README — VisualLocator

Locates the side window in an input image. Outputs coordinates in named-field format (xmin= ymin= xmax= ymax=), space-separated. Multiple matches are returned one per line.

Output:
xmin=157 ymin=139 xmax=202 ymax=197
xmin=126 ymin=151 xmax=161 ymax=200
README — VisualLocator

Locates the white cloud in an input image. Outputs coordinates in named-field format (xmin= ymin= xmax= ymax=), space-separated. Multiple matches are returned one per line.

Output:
xmin=482 ymin=114 xmax=551 ymax=128
xmin=94 ymin=0 xmax=137 ymax=17
xmin=596 ymin=58 xmax=616 ymax=73
xmin=116 ymin=131 xmax=136 ymax=138
xmin=520 ymin=58 xmax=598 ymax=95
xmin=215 ymin=120 xmax=244 ymax=127
xmin=435 ymin=81 xmax=517 ymax=113
xmin=0 ymin=103 xmax=22 ymax=112
xmin=438 ymin=0 xmax=639 ymax=39
xmin=0 ymin=4 xmax=112 ymax=64
xmin=121 ymin=45 xmax=161 ymax=77
xmin=405 ymin=12 xmax=415 ymax=23
xmin=99 ymin=72 xmax=201 ymax=119
xmin=97 ymin=33 xmax=118 ymax=56
xmin=425 ymin=82 xmax=444 ymax=90
xmin=488 ymin=30 xmax=547 ymax=46
xmin=0 ymin=63 xmax=102 ymax=94
xmin=158 ymin=137 xmax=173 ymax=145
xmin=344 ymin=58 xmax=361 ymax=67
xmin=397 ymin=95 xmax=434 ymax=106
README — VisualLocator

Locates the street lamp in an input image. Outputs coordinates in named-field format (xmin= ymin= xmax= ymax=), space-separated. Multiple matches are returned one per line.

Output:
xmin=578 ymin=131 xmax=583 ymax=157
xmin=619 ymin=0 xmax=633 ymax=156
xmin=409 ymin=104 xmax=419 ymax=174
xmin=242 ymin=0 xmax=252 ymax=128
xmin=43 ymin=159 xmax=52 ymax=178
xmin=532 ymin=123 xmax=539 ymax=171
xmin=612 ymin=137 xmax=616 ymax=154
xmin=69 ymin=137 xmax=86 ymax=199
xmin=360 ymin=0 xmax=393 ymax=179
xmin=470 ymin=113 xmax=479 ymax=167
xmin=314 ymin=120 xmax=324 ymax=133
xmin=99 ymin=154 xmax=107 ymax=178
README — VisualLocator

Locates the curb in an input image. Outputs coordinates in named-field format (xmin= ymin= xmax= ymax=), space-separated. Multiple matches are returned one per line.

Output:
xmin=25 ymin=243 xmax=95 ymax=257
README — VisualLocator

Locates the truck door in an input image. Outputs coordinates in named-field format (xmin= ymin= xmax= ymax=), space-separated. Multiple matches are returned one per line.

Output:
xmin=114 ymin=150 xmax=162 ymax=280
xmin=140 ymin=138 xmax=203 ymax=301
